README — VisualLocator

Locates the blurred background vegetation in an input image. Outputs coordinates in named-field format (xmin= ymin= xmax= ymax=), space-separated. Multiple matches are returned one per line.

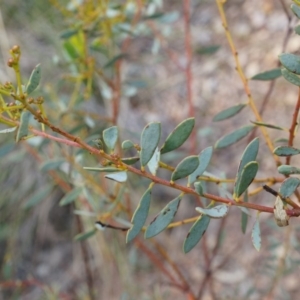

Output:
xmin=1 ymin=0 xmax=300 ymax=299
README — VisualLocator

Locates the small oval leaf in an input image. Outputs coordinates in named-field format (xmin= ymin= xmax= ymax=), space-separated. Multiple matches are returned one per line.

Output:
xmin=171 ymin=156 xmax=199 ymax=181
xmin=235 ymin=138 xmax=259 ymax=194
xmin=74 ymin=228 xmax=97 ymax=241
xmin=234 ymin=161 xmax=258 ymax=200
xmin=140 ymin=122 xmax=161 ymax=166
xmin=145 ymin=194 xmax=182 ymax=239
xmin=194 ymin=182 xmax=204 ymax=196
xmin=160 ymin=118 xmax=195 ymax=154
xmin=126 ymin=185 xmax=153 ymax=243
xmin=105 ymin=171 xmax=127 ymax=182
xmin=278 ymin=165 xmax=300 ymax=175
xmin=16 ymin=110 xmax=31 ymax=142
xmin=274 ymin=146 xmax=300 ymax=156
xmin=103 ymin=126 xmax=118 ymax=151
xmin=188 ymin=147 xmax=213 ymax=185
xmin=251 ymin=68 xmax=282 ymax=81
xmin=183 ymin=215 xmax=210 ymax=253
xmin=213 ymin=104 xmax=246 ymax=122
xmin=122 ymin=140 xmax=134 ymax=150
xmin=281 ymin=67 xmax=300 ymax=87
xmin=59 ymin=187 xmax=83 ymax=206
xmin=279 ymin=177 xmax=300 ymax=198
xmin=122 ymin=156 xmax=140 ymax=165
xmin=241 ymin=191 xmax=249 ymax=234
xmin=279 ymin=53 xmax=300 ymax=75
xmin=252 ymin=215 xmax=261 ymax=251
xmin=26 ymin=64 xmax=41 ymax=95
xmin=195 ymin=205 xmax=229 ymax=219
xmin=215 ymin=125 xmax=254 ymax=149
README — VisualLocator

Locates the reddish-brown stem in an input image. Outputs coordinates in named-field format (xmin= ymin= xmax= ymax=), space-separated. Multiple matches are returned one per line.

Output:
xmin=286 ymin=88 xmax=300 ymax=165
xmin=183 ymin=0 xmax=196 ymax=153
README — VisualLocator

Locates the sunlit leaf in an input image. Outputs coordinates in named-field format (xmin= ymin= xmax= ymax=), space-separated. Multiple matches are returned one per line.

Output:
xmin=273 ymin=146 xmax=300 ymax=156
xmin=0 ymin=127 xmax=17 ymax=134
xmin=16 ymin=110 xmax=31 ymax=142
xmin=160 ymin=118 xmax=195 ymax=154
xmin=281 ymin=67 xmax=300 ymax=87
xmin=215 ymin=125 xmax=254 ymax=149
xmin=279 ymin=53 xmax=300 ymax=75
xmin=105 ymin=171 xmax=128 ymax=182
xmin=26 ymin=64 xmax=41 ymax=95
xmin=183 ymin=215 xmax=210 ymax=253
xmin=188 ymin=146 xmax=213 ymax=185
xmin=195 ymin=205 xmax=229 ymax=218
xmin=278 ymin=165 xmax=300 ymax=175
xmin=279 ymin=177 xmax=300 ymax=197
xmin=171 ymin=156 xmax=199 ymax=181
xmin=140 ymin=122 xmax=161 ymax=166
xmin=145 ymin=194 xmax=182 ymax=238
xmin=147 ymin=147 xmax=160 ymax=175
xmin=59 ymin=187 xmax=83 ymax=206
xmin=251 ymin=68 xmax=281 ymax=81
xmin=252 ymin=215 xmax=261 ymax=251
xmin=234 ymin=161 xmax=258 ymax=200
xmin=126 ymin=185 xmax=153 ymax=243
xmin=74 ymin=228 xmax=97 ymax=241
xmin=213 ymin=104 xmax=246 ymax=122
xmin=103 ymin=126 xmax=118 ymax=152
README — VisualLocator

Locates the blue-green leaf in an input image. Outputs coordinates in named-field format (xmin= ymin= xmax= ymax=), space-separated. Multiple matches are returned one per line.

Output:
xmin=126 ymin=185 xmax=153 ymax=243
xmin=23 ymin=184 xmax=53 ymax=209
xmin=241 ymin=191 xmax=248 ymax=234
xmin=235 ymin=138 xmax=259 ymax=195
xmin=215 ymin=125 xmax=255 ymax=149
xmin=183 ymin=215 xmax=210 ymax=253
xmin=145 ymin=194 xmax=182 ymax=239
xmin=279 ymin=177 xmax=300 ymax=198
xmin=26 ymin=64 xmax=41 ymax=95
xmin=213 ymin=104 xmax=246 ymax=122
xmin=188 ymin=147 xmax=213 ymax=185
xmin=105 ymin=171 xmax=127 ymax=182
xmin=16 ymin=110 xmax=31 ymax=142
xmin=279 ymin=53 xmax=300 ymax=75
xmin=291 ymin=3 xmax=300 ymax=19
xmin=40 ymin=159 xmax=65 ymax=172
xmin=122 ymin=140 xmax=135 ymax=150
xmin=84 ymin=167 xmax=121 ymax=172
xmin=74 ymin=228 xmax=97 ymax=241
xmin=281 ymin=67 xmax=300 ymax=87
xmin=195 ymin=45 xmax=220 ymax=55
xmin=171 ymin=156 xmax=199 ymax=181
xmin=160 ymin=118 xmax=195 ymax=154
xmin=274 ymin=146 xmax=300 ymax=156
xmin=121 ymin=156 xmax=140 ymax=165
xmin=251 ymin=121 xmax=284 ymax=131
xmin=251 ymin=215 xmax=261 ymax=251
xmin=194 ymin=182 xmax=204 ymax=196
xmin=59 ymin=187 xmax=83 ymax=206
xmin=251 ymin=68 xmax=281 ymax=81
xmin=278 ymin=165 xmax=300 ymax=175
xmin=195 ymin=205 xmax=229 ymax=218
xmin=103 ymin=126 xmax=118 ymax=152
xmin=233 ymin=161 xmax=258 ymax=200
xmin=140 ymin=122 xmax=161 ymax=166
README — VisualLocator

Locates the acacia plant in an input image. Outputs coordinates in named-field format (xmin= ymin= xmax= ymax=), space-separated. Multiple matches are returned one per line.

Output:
xmin=2 ymin=0 xmax=300 ymax=299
